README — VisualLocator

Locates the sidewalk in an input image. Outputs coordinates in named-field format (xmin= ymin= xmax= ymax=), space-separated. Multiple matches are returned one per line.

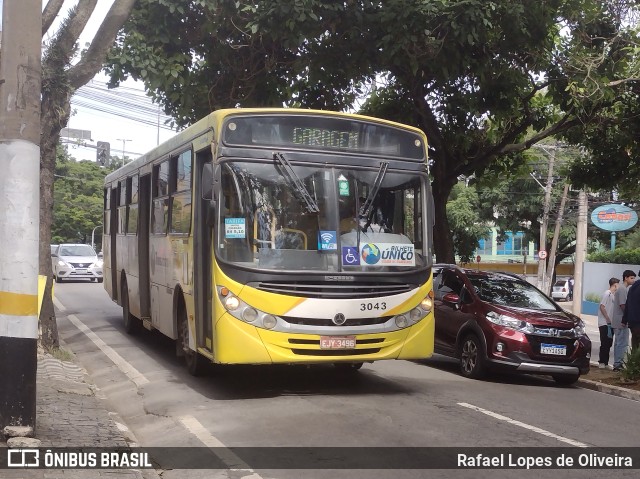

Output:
xmin=560 ymin=302 xmax=640 ymax=401
xmin=1 ymin=346 xmax=160 ymax=479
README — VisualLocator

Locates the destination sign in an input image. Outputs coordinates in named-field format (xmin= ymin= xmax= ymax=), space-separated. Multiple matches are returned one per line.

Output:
xmin=223 ymin=114 xmax=425 ymax=160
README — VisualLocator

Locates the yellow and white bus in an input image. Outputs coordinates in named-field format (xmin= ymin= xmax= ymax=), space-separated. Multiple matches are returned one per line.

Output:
xmin=103 ymin=108 xmax=435 ymax=375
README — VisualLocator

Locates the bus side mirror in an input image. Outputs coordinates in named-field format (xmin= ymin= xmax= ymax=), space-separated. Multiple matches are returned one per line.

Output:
xmin=202 ymin=163 xmax=213 ymax=201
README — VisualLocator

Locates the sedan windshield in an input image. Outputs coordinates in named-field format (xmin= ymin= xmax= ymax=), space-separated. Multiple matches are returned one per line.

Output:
xmin=216 ymin=160 xmax=428 ymax=272
xmin=468 ymin=275 xmax=558 ymax=311
xmin=59 ymin=245 xmax=97 ymax=256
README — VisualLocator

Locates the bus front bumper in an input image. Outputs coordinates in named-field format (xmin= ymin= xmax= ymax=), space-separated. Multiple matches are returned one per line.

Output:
xmin=213 ymin=312 xmax=435 ymax=365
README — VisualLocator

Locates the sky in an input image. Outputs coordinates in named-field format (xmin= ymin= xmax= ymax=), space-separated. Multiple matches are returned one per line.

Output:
xmin=39 ymin=1 xmax=177 ymax=164
xmin=51 ymin=1 xmax=176 ymax=163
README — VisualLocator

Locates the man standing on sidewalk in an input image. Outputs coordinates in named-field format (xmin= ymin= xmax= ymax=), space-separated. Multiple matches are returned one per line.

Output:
xmin=622 ymin=270 xmax=640 ymax=350
xmin=612 ymin=269 xmax=636 ymax=371
xmin=597 ymin=277 xmax=619 ymax=368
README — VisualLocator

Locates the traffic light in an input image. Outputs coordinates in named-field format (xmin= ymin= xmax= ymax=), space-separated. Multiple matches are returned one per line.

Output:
xmin=96 ymin=141 xmax=110 ymax=165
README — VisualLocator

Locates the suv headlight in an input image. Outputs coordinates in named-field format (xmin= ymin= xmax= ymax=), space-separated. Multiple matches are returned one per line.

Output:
xmin=573 ymin=320 xmax=587 ymax=337
xmin=486 ymin=311 xmax=533 ymax=333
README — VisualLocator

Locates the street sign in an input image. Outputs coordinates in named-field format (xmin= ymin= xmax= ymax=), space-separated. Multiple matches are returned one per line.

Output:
xmin=538 ymin=250 xmax=547 ymax=259
xmin=591 ymin=204 xmax=638 ymax=232
xmin=476 ymin=255 xmax=481 ymax=263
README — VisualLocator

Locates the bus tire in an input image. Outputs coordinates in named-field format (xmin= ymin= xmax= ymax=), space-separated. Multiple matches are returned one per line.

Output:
xmin=122 ymin=280 xmax=140 ymax=334
xmin=177 ymin=300 xmax=207 ymax=376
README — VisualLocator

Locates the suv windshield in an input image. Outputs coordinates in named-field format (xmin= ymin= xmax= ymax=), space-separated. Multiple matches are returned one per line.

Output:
xmin=59 ymin=245 xmax=97 ymax=257
xmin=467 ymin=275 xmax=557 ymax=311
xmin=216 ymin=160 xmax=428 ymax=272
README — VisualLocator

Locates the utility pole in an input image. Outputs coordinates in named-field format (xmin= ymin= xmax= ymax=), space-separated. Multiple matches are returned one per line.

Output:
xmin=545 ymin=183 xmax=570 ymax=293
xmin=537 ymin=146 xmax=556 ymax=292
xmin=573 ymin=190 xmax=588 ymax=316
xmin=0 ymin=0 xmax=42 ymax=433
xmin=117 ymin=138 xmax=131 ymax=167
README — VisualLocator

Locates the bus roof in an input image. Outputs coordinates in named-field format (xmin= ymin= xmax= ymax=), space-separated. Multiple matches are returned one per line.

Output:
xmin=105 ymin=108 xmax=428 ymax=184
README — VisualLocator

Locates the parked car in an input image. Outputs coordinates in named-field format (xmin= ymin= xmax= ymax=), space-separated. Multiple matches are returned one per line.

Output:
xmin=51 ymin=244 xmax=103 ymax=283
xmin=551 ymin=279 xmax=571 ymax=301
xmin=432 ymin=265 xmax=591 ymax=385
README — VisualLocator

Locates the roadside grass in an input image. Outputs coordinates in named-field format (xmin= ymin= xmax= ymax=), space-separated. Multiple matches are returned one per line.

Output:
xmin=47 ymin=346 xmax=75 ymax=362
xmin=584 ymin=363 xmax=640 ymax=392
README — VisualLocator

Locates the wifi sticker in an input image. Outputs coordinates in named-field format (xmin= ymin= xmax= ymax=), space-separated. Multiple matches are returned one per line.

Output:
xmin=317 ymin=231 xmax=337 ymax=251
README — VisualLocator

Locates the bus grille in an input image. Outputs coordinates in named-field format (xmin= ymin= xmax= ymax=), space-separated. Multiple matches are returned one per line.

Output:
xmin=281 ymin=316 xmax=391 ymax=326
xmin=250 ymin=281 xmax=414 ymax=299
xmin=290 ymin=348 xmax=381 ymax=356
xmin=288 ymin=338 xmax=384 ymax=345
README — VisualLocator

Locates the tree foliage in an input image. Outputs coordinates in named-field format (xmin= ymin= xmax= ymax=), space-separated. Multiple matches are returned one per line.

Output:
xmin=446 ymin=183 xmax=490 ymax=263
xmin=52 ymin=148 xmax=111 ymax=250
xmin=106 ymin=0 xmax=640 ymax=262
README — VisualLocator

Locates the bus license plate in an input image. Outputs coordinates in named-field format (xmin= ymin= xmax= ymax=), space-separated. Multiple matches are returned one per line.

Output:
xmin=320 ymin=336 xmax=356 ymax=349
xmin=540 ymin=344 xmax=567 ymax=356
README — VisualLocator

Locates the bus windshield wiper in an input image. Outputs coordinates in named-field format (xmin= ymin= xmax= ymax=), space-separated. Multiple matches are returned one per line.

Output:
xmin=359 ymin=162 xmax=389 ymax=218
xmin=273 ymin=153 xmax=320 ymax=213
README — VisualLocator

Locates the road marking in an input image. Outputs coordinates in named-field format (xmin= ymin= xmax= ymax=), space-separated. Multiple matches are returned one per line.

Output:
xmin=179 ymin=415 xmax=264 ymax=478
xmin=458 ymin=402 xmax=588 ymax=448
xmin=66 ymin=314 xmax=150 ymax=387
xmin=53 ymin=296 xmax=66 ymax=312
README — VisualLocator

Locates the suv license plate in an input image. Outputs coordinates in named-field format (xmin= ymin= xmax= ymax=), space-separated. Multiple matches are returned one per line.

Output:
xmin=540 ymin=344 xmax=567 ymax=356
xmin=320 ymin=336 xmax=356 ymax=349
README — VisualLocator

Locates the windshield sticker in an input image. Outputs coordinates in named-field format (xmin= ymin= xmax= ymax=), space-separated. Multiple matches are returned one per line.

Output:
xmin=225 ymin=218 xmax=246 ymax=238
xmin=318 ymin=231 xmax=337 ymax=250
xmin=337 ymin=174 xmax=350 ymax=196
xmin=360 ymin=243 xmax=415 ymax=266
xmin=342 ymin=246 xmax=360 ymax=266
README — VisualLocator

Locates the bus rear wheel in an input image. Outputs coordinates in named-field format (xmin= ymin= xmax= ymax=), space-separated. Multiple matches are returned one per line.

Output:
xmin=177 ymin=303 xmax=207 ymax=376
xmin=122 ymin=281 xmax=140 ymax=334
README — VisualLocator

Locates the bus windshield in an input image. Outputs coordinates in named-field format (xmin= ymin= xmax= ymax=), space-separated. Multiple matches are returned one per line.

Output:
xmin=217 ymin=160 xmax=427 ymax=273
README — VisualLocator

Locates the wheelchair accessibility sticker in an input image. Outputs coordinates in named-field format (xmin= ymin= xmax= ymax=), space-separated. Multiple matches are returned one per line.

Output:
xmin=342 ymin=246 xmax=360 ymax=265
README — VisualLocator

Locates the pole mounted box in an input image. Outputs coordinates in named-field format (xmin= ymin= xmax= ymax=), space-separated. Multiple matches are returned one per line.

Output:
xmin=96 ymin=141 xmax=110 ymax=165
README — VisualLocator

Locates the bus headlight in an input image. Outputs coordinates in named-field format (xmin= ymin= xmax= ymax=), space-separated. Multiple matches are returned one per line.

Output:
xmin=395 ymin=315 xmax=408 ymax=328
xmin=217 ymin=286 xmax=282 ymax=330
xmin=262 ymin=315 xmax=277 ymax=329
xmin=224 ymin=295 xmax=240 ymax=311
xmin=410 ymin=307 xmax=423 ymax=321
xmin=242 ymin=307 xmax=258 ymax=322
xmin=420 ymin=295 xmax=434 ymax=312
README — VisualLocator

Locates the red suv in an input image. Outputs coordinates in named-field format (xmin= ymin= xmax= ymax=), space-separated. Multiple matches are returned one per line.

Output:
xmin=433 ymin=265 xmax=591 ymax=385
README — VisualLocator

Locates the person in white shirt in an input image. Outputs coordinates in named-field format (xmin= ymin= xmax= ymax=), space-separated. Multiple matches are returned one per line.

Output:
xmin=597 ymin=277 xmax=619 ymax=368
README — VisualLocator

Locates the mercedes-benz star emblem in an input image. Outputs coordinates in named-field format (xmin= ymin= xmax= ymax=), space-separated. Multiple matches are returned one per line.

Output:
xmin=332 ymin=313 xmax=347 ymax=326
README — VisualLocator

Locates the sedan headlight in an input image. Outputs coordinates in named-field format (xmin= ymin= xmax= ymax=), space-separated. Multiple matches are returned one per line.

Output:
xmin=57 ymin=260 xmax=69 ymax=267
xmin=486 ymin=311 xmax=534 ymax=333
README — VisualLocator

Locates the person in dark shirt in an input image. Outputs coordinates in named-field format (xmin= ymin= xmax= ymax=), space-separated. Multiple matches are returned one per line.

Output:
xmin=622 ymin=270 xmax=640 ymax=350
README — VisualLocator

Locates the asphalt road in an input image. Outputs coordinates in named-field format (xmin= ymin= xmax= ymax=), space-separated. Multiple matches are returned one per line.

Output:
xmin=53 ymin=281 xmax=639 ymax=479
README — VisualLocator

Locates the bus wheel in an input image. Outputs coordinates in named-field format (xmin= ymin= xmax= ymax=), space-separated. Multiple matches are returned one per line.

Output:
xmin=178 ymin=304 xmax=206 ymax=376
xmin=122 ymin=281 xmax=140 ymax=334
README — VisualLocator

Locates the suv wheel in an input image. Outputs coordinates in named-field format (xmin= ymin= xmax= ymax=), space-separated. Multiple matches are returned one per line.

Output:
xmin=459 ymin=334 xmax=486 ymax=379
xmin=553 ymin=374 xmax=580 ymax=386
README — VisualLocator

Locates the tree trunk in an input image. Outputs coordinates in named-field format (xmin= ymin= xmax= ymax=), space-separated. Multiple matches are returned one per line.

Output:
xmin=38 ymin=89 xmax=72 ymax=349
xmin=432 ymin=179 xmax=456 ymax=263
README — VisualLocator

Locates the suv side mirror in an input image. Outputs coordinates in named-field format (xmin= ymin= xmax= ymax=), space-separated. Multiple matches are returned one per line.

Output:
xmin=442 ymin=292 xmax=460 ymax=305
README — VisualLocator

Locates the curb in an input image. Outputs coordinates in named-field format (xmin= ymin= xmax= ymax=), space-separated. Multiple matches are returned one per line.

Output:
xmin=578 ymin=377 xmax=640 ymax=402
